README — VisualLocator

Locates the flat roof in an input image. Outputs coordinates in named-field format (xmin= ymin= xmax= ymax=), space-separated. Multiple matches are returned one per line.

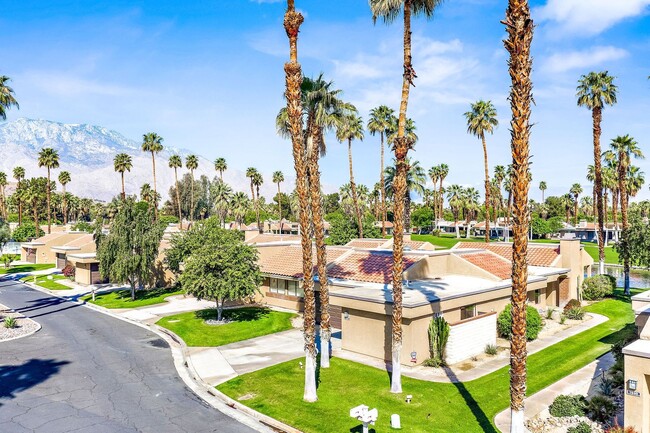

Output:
xmin=67 ymin=252 xmax=97 ymax=259
xmin=623 ymin=339 xmax=650 ymax=359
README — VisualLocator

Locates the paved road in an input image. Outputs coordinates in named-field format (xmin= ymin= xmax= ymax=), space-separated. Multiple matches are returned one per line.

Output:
xmin=0 ymin=279 xmax=257 ymax=433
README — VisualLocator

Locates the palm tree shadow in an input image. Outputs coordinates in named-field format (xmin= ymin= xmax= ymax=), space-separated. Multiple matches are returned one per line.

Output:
xmin=443 ymin=367 xmax=498 ymax=433
xmin=0 ymin=358 xmax=70 ymax=406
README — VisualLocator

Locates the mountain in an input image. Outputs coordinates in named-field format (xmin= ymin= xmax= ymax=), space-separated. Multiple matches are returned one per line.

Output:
xmin=0 ymin=118 xmax=290 ymax=202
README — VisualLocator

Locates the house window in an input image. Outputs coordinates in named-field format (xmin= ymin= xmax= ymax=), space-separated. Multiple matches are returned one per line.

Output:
xmin=270 ymin=278 xmax=285 ymax=294
xmin=460 ymin=305 xmax=476 ymax=320
xmin=534 ymin=289 xmax=542 ymax=304
xmin=269 ymin=278 xmax=303 ymax=297
xmin=286 ymin=280 xmax=298 ymax=296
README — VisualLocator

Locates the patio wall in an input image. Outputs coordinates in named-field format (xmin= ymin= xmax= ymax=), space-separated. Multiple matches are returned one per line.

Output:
xmin=446 ymin=312 xmax=497 ymax=365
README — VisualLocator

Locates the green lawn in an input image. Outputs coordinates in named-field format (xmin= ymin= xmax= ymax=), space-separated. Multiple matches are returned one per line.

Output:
xmin=156 ymin=307 xmax=296 ymax=347
xmin=217 ymin=291 xmax=637 ymax=433
xmin=411 ymin=234 xmax=485 ymax=249
xmin=583 ymin=244 xmax=619 ymax=265
xmin=82 ymin=287 xmax=184 ymax=309
xmin=0 ymin=264 xmax=55 ymax=275
xmin=20 ymin=274 xmax=71 ymax=290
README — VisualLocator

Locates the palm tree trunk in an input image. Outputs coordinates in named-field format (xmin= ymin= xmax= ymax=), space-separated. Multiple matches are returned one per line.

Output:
xmin=174 ymin=168 xmax=182 ymax=228
xmin=220 ymin=170 xmax=223 ymax=182
xmin=619 ymin=156 xmax=631 ymax=295
xmin=482 ymin=134 xmax=490 ymax=243
xmin=504 ymin=0 xmax=534 ymax=431
xmin=277 ymin=183 xmax=283 ymax=233
xmin=121 ymin=172 xmax=126 ymax=200
xmin=381 ymin=131 xmax=387 ymax=237
xmin=63 ymin=184 xmax=68 ymax=225
xmin=256 ymin=185 xmax=262 ymax=234
xmin=284 ymin=0 xmax=317 ymax=402
xmin=33 ymin=200 xmax=39 ymax=232
xmin=348 ymin=139 xmax=364 ymax=238
xmin=612 ymin=190 xmax=618 ymax=242
xmin=190 ymin=169 xmax=195 ymax=224
xmin=591 ymin=107 xmax=606 ymax=274
xmin=151 ymin=152 xmax=158 ymax=221
xmin=438 ymin=178 xmax=444 ymax=229
xmin=46 ymin=169 xmax=51 ymax=234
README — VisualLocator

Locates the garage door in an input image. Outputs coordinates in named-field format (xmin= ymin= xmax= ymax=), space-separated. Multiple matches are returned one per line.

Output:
xmin=26 ymin=249 xmax=36 ymax=264
xmin=90 ymin=263 xmax=103 ymax=284
xmin=329 ymin=305 xmax=342 ymax=329
xmin=56 ymin=253 xmax=66 ymax=269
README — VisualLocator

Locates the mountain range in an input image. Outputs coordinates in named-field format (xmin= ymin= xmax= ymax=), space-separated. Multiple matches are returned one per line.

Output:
xmin=0 ymin=118 xmax=290 ymax=202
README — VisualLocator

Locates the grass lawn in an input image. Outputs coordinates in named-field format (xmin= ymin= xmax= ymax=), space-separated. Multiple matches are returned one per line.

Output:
xmin=156 ymin=307 xmax=297 ymax=347
xmin=0 ymin=264 xmax=55 ymax=275
xmin=217 ymin=291 xmax=638 ymax=433
xmin=583 ymin=244 xmax=619 ymax=265
xmin=411 ymin=234 xmax=485 ymax=249
xmin=82 ymin=287 xmax=184 ymax=309
xmin=20 ymin=274 xmax=71 ymax=290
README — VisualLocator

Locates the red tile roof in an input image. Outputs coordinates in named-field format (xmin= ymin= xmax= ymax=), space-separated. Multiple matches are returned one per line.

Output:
xmin=455 ymin=242 xmax=560 ymax=267
xmin=328 ymin=251 xmax=420 ymax=284
xmin=259 ymin=245 xmax=349 ymax=279
xmin=461 ymin=252 xmax=512 ymax=280
xmin=246 ymin=234 xmax=302 ymax=245
xmin=345 ymin=239 xmax=389 ymax=249
xmin=403 ymin=240 xmax=429 ymax=250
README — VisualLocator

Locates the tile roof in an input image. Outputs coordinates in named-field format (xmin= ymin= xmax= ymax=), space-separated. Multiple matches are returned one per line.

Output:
xmin=60 ymin=234 xmax=94 ymax=248
xmin=259 ymin=245 xmax=349 ymax=279
xmin=455 ymin=242 xmax=560 ymax=267
xmin=461 ymin=252 xmax=512 ymax=280
xmin=345 ymin=239 xmax=389 ymax=249
xmin=245 ymin=234 xmax=302 ymax=245
xmin=328 ymin=251 xmax=421 ymax=285
xmin=403 ymin=240 xmax=429 ymax=250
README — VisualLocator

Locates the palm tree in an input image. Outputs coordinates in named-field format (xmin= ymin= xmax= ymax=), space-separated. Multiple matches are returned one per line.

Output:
xmin=113 ymin=153 xmax=132 ymax=200
xmin=273 ymin=171 xmax=285 ymax=232
xmin=577 ymin=71 xmax=618 ymax=275
xmin=212 ymin=180 xmax=233 ymax=228
xmin=462 ymin=187 xmax=481 ymax=238
xmin=58 ymin=171 xmax=71 ymax=225
xmin=252 ymin=172 xmax=264 ymax=234
xmin=447 ymin=185 xmax=464 ymax=238
xmin=13 ymin=167 xmax=25 ymax=225
xmin=0 ymin=172 xmax=7 ymax=219
xmin=38 ymin=147 xmax=60 ymax=234
xmin=214 ymin=157 xmax=227 ymax=181
xmin=282 ymin=0 xmax=318 ymax=402
xmin=169 ymin=155 xmax=183 ymax=226
xmin=570 ymin=183 xmax=583 ymax=226
xmin=0 ymin=76 xmax=19 ymax=120
xmin=602 ymin=154 xmax=619 ymax=241
xmin=539 ymin=181 xmax=547 ymax=203
xmin=385 ymin=159 xmax=426 ymax=232
xmin=428 ymin=166 xmax=440 ymax=224
xmin=337 ymin=112 xmax=365 ymax=238
xmin=141 ymin=132 xmax=164 ymax=220
xmin=437 ymin=163 xmax=449 ymax=228
xmin=368 ymin=105 xmax=395 ymax=236
xmin=231 ymin=191 xmax=249 ymax=229
xmin=504 ymin=0 xmax=534 ymax=430
xmin=185 ymin=154 xmax=199 ymax=223
xmin=465 ymin=100 xmax=498 ymax=243
xmin=246 ymin=167 xmax=260 ymax=230
xmin=610 ymin=135 xmax=644 ymax=295
xmin=627 ymin=165 xmax=645 ymax=197
xmin=140 ymin=183 xmax=154 ymax=211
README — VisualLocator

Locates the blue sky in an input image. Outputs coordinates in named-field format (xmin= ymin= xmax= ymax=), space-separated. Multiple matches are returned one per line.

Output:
xmin=3 ymin=0 xmax=650 ymax=200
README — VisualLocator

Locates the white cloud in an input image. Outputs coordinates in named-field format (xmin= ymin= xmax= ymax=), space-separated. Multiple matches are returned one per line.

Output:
xmin=535 ymin=0 xmax=650 ymax=36
xmin=22 ymin=71 xmax=137 ymax=98
xmin=542 ymin=46 xmax=628 ymax=73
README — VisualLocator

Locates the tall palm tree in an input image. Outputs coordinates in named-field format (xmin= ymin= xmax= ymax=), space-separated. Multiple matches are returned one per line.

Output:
xmin=231 ymin=191 xmax=250 ymax=229
xmin=385 ymin=159 xmax=426 ymax=232
xmin=214 ymin=157 xmax=227 ymax=181
xmin=252 ymin=172 xmax=264 ymax=234
xmin=282 ymin=0 xmax=318 ymax=402
xmin=465 ymin=100 xmax=499 ymax=243
xmin=610 ymin=135 xmax=644 ymax=295
xmin=504 ymin=0 xmax=534 ymax=430
xmin=428 ymin=166 xmax=440 ymax=224
xmin=185 ymin=154 xmax=199 ymax=223
xmin=577 ymin=71 xmax=618 ymax=275
xmin=337 ymin=112 xmax=365 ymax=238
xmin=212 ymin=180 xmax=233 ymax=228
xmin=13 ymin=167 xmax=25 ymax=225
xmin=58 ymin=171 xmax=71 ymax=225
xmin=113 ymin=153 xmax=132 ymax=200
xmin=570 ymin=183 xmax=582 ymax=226
xmin=368 ymin=105 xmax=395 ymax=236
xmin=437 ymin=163 xmax=449 ymax=228
xmin=0 ymin=172 xmax=7 ymax=219
xmin=462 ymin=187 xmax=481 ymax=239
xmin=447 ymin=184 xmax=464 ymax=238
xmin=627 ymin=165 xmax=645 ymax=197
xmin=38 ymin=147 xmax=60 ymax=234
xmin=273 ymin=171 xmax=285 ymax=232
xmin=142 ymin=132 xmax=164 ymax=220
xmin=169 ymin=155 xmax=183 ymax=226
xmin=246 ymin=167 xmax=260 ymax=231
xmin=0 ymin=76 xmax=19 ymax=120
xmin=602 ymin=154 xmax=619 ymax=241
xmin=539 ymin=181 xmax=547 ymax=204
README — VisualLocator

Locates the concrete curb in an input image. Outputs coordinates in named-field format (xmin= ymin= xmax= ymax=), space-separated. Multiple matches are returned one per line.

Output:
xmin=0 ymin=316 xmax=42 ymax=343
xmin=18 ymin=280 xmax=301 ymax=433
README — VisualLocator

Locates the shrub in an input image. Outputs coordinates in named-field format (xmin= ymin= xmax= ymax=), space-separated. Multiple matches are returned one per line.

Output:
xmin=62 ymin=264 xmax=76 ymax=279
xmin=549 ymin=394 xmax=587 ymax=418
xmin=560 ymin=314 xmax=567 ymax=325
xmin=71 ymin=220 xmax=94 ymax=233
xmin=565 ymin=306 xmax=585 ymax=320
xmin=485 ymin=344 xmax=498 ymax=356
xmin=546 ymin=308 xmax=555 ymax=320
xmin=612 ymin=335 xmax=635 ymax=363
xmin=564 ymin=299 xmax=582 ymax=312
xmin=610 ymin=370 xmax=624 ymax=389
xmin=587 ymin=395 xmax=617 ymax=423
xmin=599 ymin=377 xmax=614 ymax=396
xmin=12 ymin=223 xmax=44 ymax=242
xmin=4 ymin=317 xmax=17 ymax=329
xmin=582 ymin=275 xmax=616 ymax=301
xmin=605 ymin=422 xmax=639 ymax=433
xmin=497 ymin=304 xmax=543 ymax=341
xmin=422 ymin=357 xmax=442 ymax=367
xmin=427 ymin=316 xmax=450 ymax=366
xmin=568 ymin=422 xmax=592 ymax=433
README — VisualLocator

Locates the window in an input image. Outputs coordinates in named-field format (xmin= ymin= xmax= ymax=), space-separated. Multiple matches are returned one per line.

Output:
xmin=268 ymin=278 xmax=303 ymax=297
xmin=286 ymin=280 xmax=298 ymax=296
xmin=534 ymin=289 xmax=542 ymax=304
xmin=460 ymin=304 xmax=476 ymax=320
xmin=270 ymin=278 xmax=285 ymax=294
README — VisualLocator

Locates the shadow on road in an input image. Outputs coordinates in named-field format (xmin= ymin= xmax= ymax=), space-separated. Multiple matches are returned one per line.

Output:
xmin=14 ymin=296 xmax=81 ymax=318
xmin=0 ymin=358 xmax=70 ymax=405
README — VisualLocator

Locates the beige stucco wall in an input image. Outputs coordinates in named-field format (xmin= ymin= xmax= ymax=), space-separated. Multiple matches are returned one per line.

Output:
xmin=74 ymin=263 xmax=92 ymax=285
xmin=624 ymin=353 xmax=650 ymax=433
xmin=446 ymin=313 xmax=497 ymax=364
xmin=559 ymin=239 xmax=585 ymax=304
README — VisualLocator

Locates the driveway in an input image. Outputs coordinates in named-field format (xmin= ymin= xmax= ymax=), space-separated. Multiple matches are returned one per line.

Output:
xmin=0 ymin=279 xmax=257 ymax=433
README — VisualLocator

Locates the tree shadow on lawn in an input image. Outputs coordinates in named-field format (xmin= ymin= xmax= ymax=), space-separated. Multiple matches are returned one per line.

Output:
xmin=444 ymin=367 xmax=498 ymax=433
xmin=349 ymin=425 xmax=376 ymax=433
xmin=112 ymin=287 xmax=180 ymax=302
xmin=195 ymin=307 xmax=271 ymax=322
xmin=599 ymin=322 xmax=637 ymax=346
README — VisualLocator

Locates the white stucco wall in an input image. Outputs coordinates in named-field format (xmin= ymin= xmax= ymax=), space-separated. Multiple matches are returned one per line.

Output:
xmin=446 ymin=313 xmax=497 ymax=365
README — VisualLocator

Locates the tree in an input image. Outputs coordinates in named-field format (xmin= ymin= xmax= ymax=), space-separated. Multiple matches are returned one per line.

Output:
xmin=385 ymin=158 xmax=426 ymax=232
xmin=0 ymin=75 xmax=19 ymax=120
xmin=96 ymin=198 xmax=163 ymax=300
xmin=437 ymin=164 xmax=449 ymax=228
xmin=465 ymin=100 xmax=498 ymax=242
xmin=577 ymin=71 xmax=618 ymax=275
xmin=447 ymin=185 xmax=464 ymax=238
xmin=539 ymin=181 xmax=547 ymax=203
xmin=609 ymin=135 xmax=644 ymax=295
xmin=368 ymin=105 xmax=395 ymax=236
xmin=169 ymin=155 xmax=183 ymax=227
xmin=231 ymin=192 xmax=250 ymax=229
xmin=114 ymin=153 xmax=133 ymax=200
xmin=12 ymin=167 xmax=25 ymax=225
xmin=252 ymin=172 xmax=264 ymax=234
xmin=282 ymin=0 xmax=318 ymax=402
xmin=273 ymin=171 xmax=285 ymax=231
xmin=58 ymin=171 xmax=71 ymax=225
xmin=570 ymin=183 xmax=583 ymax=226
xmin=212 ymin=179 xmax=233 ymax=228
xmin=504 ymin=0 xmax=534 ymax=430
xmin=0 ymin=172 xmax=7 ymax=220
xmin=22 ymin=177 xmax=49 ymax=230
xmin=185 ymin=154 xmax=199 ymax=223
xmin=0 ymin=219 xmax=10 ymax=253
xmin=141 ymin=133 xmax=164 ymax=220
xmin=337 ymin=112 xmax=365 ymax=238
xmin=38 ymin=147 xmax=60 ymax=233
xmin=214 ymin=157 xmax=227 ymax=181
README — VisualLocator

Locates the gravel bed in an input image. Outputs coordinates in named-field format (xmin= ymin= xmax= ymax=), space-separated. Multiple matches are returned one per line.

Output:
xmin=0 ymin=305 xmax=40 ymax=342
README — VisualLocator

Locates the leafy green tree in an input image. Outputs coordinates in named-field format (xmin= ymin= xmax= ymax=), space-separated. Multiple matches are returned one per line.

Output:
xmin=324 ymin=193 xmax=341 ymax=215
xmin=411 ymin=206 xmax=433 ymax=231
xmin=531 ymin=217 xmax=550 ymax=238
xmin=12 ymin=222 xmax=43 ymax=242
xmin=96 ymin=198 xmax=163 ymax=300
xmin=0 ymin=219 xmax=10 ymax=251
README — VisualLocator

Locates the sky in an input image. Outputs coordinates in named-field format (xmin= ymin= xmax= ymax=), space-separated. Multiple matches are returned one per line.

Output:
xmin=3 ymin=0 xmax=650 ymax=201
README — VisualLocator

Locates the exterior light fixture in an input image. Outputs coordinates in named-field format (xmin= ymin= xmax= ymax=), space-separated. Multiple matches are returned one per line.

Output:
xmin=411 ymin=351 xmax=417 ymax=363
xmin=343 ymin=311 xmax=350 ymax=320
xmin=628 ymin=379 xmax=638 ymax=391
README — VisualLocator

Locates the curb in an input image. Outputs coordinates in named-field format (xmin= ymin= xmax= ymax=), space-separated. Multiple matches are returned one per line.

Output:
xmin=0 ymin=317 xmax=42 ymax=343
xmin=20 ymin=281 xmax=301 ymax=433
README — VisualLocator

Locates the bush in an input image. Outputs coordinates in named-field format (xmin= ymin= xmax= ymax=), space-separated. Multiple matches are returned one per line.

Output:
xmin=549 ymin=394 xmax=587 ymax=418
xmin=4 ymin=317 xmax=17 ymax=329
xmin=599 ymin=377 xmax=614 ymax=396
xmin=422 ymin=357 xmax=442 ymax=367
xmin=587 ymin=395 xmax=617 ymax=423
xmin=568 ymin=422 xmax=592 ymax=433
xmin=605 ymin=423 xmax=639 ymax=433
xmin=612 ymin=335 xmax=635 ymax=363
xmin=560 ymin=314 xmax=567 ymax=324
xmin=62 ymin=264 xmax=75 ymax=279
xmin=611 ymin=370 xmax=624 ymax=389
xmin=12 ymin=223 xmax=44 ymax=242
xmin=565 ymin=306 xmax=585 ymax=320
xmin=497 ymin=304 xmax=543 ymax=341
xmin=71 ymin=220 xmax=95 ymax=233
xmin=546 ymin=308 xmax=555 ymax=319
xmin=485 ymin=344 xmax=498 ymax=356
xmin=564 ymin=299 xmax=582 ymax=312
xmin=582 ymin=275 xmax=616 ymax=301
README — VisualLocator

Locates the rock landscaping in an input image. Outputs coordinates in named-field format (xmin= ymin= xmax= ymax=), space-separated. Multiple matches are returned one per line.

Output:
xmin=0 ymin=303 xmax=40 ymax=342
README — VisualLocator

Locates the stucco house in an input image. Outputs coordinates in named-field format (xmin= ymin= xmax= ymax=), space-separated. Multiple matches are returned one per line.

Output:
xmin=624 ymin=290 xmax=650 ymax=432
xmin=21 ymin=232 xmax=91 ymax=264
